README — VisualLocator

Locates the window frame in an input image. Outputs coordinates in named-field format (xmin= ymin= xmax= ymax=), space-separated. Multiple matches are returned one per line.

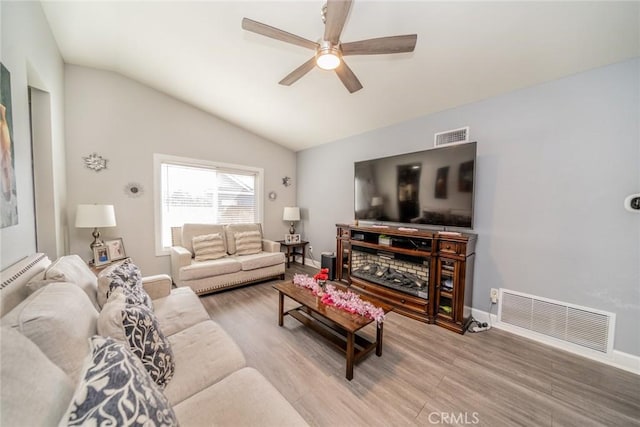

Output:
xmin=153 ymin=153 xmax=264 ymax=256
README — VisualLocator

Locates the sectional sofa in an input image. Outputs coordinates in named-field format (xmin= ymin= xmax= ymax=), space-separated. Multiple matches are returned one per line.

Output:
xmin=0 ymin=253 xmax=307 ymax=426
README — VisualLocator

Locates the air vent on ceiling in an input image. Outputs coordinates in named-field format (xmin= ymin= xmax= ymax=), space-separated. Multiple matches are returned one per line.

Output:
xmin=498 ymin=289 xmax=615 ymax=354
xmin=434 ymin=127 xmax=469 ymax=147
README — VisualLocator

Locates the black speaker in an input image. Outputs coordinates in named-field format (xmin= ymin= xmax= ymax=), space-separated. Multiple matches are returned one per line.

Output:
xmin=321 ymin=253 xmax=336 ymax=281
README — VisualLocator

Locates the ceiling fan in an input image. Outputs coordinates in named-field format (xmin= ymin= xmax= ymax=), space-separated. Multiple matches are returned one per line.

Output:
xmin=241 ymin=0 xmax=417 ymax=93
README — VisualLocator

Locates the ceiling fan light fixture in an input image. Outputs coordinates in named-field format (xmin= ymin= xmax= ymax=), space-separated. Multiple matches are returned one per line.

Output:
xmin=316 ymin=42 xmax=341 ymax=70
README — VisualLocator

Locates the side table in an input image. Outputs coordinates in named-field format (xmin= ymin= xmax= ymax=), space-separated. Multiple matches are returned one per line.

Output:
xmin=88 ymin=257 xmax=132 ymax=276
xmin=277 ymin=240 xmax=309 ymax=268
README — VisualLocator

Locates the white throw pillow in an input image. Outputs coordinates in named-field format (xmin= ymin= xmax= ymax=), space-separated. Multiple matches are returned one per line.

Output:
xmin=1 ymin=283 xmax=98 ymax=382
xmin=234 ymin=230 xmax=262 ymax=255
xmin=44 ymin=254 xmax=100 ymax=309
xmin=192 ymin=233 xmax=227 ymax=261
xmin=0 ymin=327 xmax=75 ymax=427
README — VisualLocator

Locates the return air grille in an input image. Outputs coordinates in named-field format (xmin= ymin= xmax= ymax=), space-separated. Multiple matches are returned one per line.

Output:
xmin=498 ymin=289 xmax=614 ymax=354
xmin=434 ymin=127 xmax=469 ymax=147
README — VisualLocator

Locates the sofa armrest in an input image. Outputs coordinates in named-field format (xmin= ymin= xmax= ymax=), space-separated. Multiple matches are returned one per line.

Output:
xmin=141 ymin=274 xmax=172 ymax=300
xmin=262 ymin=239 xmax=280 ymax=253
xmin=170 ymin=246 xmax=192 ymax=283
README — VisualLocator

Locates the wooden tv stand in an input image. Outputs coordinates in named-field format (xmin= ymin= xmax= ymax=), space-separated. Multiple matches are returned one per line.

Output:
xmin=336 ymin=224 xmax=476 ymax=334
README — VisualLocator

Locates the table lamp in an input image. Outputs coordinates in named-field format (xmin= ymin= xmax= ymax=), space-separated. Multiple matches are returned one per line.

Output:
xmin=75 ymin=204 xmax=117 ymax=251
xmin=283 ymin=206 xmax=300 ymax=234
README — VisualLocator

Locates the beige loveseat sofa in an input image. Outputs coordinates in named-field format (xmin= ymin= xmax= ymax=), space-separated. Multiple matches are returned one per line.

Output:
xmin=0 ymin=254 xmax=307 ymax=426
xmin=170 ymin=223 xmax=285 ymax=295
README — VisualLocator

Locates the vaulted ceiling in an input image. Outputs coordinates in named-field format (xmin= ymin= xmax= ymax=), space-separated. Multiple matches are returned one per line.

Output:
xmin=41 ymin=1 xmax=639 ymax=151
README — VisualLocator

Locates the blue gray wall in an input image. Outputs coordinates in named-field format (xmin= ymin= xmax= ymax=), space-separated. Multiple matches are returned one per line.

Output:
xmin=297 ymin=59 xmax=640 ymax=356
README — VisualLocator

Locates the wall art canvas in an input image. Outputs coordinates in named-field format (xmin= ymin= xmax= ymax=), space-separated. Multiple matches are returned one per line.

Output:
xmin=1 ymin=63 xmax=18 ymax=228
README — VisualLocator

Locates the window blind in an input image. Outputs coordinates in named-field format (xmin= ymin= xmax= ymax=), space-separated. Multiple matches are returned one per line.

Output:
xmin=160 ymin=162 xmax=257 ymax=248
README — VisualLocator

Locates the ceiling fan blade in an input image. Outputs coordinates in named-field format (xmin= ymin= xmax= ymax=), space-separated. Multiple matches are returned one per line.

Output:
xmin=335 ymin=60 xmax=363 ymax=93
xmin=341 ymin=34 xmax=417 ymax=56
xmin=279 ymin=57 xmax=317 ymax=86
xmin=242 ymin=18 xmax=318 ymax=50
xmin=324 ymin=0 xmax=352 ymax=44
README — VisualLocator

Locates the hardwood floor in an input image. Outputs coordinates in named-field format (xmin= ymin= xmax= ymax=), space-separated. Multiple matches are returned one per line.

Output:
xmin=199 ymin=265 xmax=640 ymax=427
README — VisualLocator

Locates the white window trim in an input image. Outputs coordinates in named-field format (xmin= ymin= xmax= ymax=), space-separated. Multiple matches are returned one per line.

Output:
xmin=153 ymin=153 xmax=264 ymax=256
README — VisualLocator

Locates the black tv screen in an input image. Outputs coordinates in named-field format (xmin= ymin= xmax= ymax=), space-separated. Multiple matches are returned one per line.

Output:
xmin=354 ymin=142 xmax=476 ymax=229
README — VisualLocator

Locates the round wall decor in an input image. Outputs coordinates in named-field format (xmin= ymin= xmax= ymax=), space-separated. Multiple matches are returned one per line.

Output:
xmin=268 ymin=191 xmax=277 ymax=201
xmin=124 ymin=182 xmax=144 ymax=198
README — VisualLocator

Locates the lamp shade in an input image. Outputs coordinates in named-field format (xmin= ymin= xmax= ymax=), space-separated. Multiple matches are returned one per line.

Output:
xmin=283 ymin=207 xmax=300 ymax=222
xmin=75 ymin=204 xmax=117 ymax=228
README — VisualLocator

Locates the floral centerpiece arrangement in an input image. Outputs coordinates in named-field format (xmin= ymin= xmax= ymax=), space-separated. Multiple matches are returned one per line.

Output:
xmin=293 ymin=273 xmax=385 ymax=324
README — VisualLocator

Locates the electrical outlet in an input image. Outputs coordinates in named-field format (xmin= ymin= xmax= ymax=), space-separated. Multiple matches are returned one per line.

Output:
xmin=490 ymin=288 xmax=499 ymax=304
xmin=308 ymin=245 xmax=313 ymax=253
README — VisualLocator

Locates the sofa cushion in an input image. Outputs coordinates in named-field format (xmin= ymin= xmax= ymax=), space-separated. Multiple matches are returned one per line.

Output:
xmin=225 ymin=223 xmax=262 ymax=255
xmin=179 ymin=258 xmax=241 ymax=281
xmin=0 ymin=327 xmax=75 ymax=427
xmin=234 ymin=230 xmax=263 ymax=255
xmin=97 ymin=260 xmax=152 ymax=309
xmin=153 ymin=287 xmax=211 ymax=336
xmin=44 ymin=254 xmax=100 ymax=309
xmin=163 ymin=320 xmax=246 ymax=405
xmin=60 ymin=336 xmax=178 ymax=426
xmin=182 ymin=223 xmax=226 ymax=255
xmin=97 ymin=290 xmax=175 ymax=388
xmin=237 ymin=251 xmax=286 ymax=271
xmin=1 ymin=282 xmax=97 ymax=382
xmin=193 ymin=232 xmax=227 ymax=261
xmin=172 ymin=367 xmax=308 ymax=426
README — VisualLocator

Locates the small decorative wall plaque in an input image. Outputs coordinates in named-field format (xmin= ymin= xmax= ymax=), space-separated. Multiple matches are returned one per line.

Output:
xmin=282 ymin=176 xmax=292 ymax=187
xmin=124 ymin=182 xmax=144 ymax=198
xmin=83 ymin=153 xmax=108 ymax=172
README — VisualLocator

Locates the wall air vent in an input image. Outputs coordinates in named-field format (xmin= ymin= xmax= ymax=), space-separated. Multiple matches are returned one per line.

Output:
xmin=434 ymin=127 xmax=469 ymax=147
xmin=498 ymin=289 xmax=615 ymax=354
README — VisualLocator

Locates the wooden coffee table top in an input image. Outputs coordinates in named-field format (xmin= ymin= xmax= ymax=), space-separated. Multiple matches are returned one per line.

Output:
xmin=273 ymin=281 xmax=393 ymax=333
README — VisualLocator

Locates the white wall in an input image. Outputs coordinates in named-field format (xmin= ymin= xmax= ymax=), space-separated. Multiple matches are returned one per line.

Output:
xmin=64 ymin=65 xmax=296 ymax=275
xmin=0 ymin=1 xmax=66 ymax=269
xmin=297 ymin=59 xmax=640 ymax=356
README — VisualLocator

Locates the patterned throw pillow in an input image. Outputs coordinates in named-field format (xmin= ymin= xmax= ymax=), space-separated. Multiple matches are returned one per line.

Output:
xmin=234 ymin=230 xmax=262 ymax=255
xmin=97 ymin=290 xmax=175 ymax=388
xmin=192 ymin=233 xmax=227 ymax=261
xmin=61 ymin=336 xmax=178 ymax=426
xmin=99 ymin=260 xmax=152 ymax=310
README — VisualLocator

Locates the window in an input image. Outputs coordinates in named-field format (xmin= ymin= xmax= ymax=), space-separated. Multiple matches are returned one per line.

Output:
xmin=154 ymin=154 xmax=263 ymax=255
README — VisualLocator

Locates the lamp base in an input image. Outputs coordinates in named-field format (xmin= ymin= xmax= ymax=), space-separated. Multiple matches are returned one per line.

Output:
xmin=90 ymin=227 xmax=104 ymax=251
xmin=289 ymin=223 xmax=296 ymax=235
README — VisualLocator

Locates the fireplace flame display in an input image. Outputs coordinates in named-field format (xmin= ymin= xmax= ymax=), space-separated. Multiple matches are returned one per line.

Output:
xmin=351 ymin=250 xmax=429 ymax=299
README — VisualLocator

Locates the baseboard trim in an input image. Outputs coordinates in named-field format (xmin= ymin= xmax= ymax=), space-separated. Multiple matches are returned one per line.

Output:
xmin=470 ymin=308 xmax=640 ymax=375
xmin=304 ymin=257 xmax=320 ymax=268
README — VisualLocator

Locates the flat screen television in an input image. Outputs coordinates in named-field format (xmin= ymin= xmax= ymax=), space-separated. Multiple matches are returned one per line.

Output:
xmin=354 ymin=142 xmax=476 ymax=229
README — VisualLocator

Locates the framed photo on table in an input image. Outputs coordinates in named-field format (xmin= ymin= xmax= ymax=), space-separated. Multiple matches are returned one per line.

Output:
xmin=105 ymin=238 xmax=126 ymax=261
xmin=93 ymin=245 xmax=110 ymax=267
xmin=285 ymin=234 xmax=301 ymax=244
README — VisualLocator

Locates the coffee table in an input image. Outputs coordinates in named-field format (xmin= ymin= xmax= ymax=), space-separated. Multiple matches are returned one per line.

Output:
xmin=273 ymin=281 xmax=393 ymax=380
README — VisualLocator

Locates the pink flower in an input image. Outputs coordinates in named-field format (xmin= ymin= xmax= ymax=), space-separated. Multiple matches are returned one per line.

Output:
xmin=292 ymin=274 xmax=385 ymax=324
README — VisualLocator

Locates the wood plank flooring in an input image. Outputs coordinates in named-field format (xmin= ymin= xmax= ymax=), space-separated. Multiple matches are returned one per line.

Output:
xmin=199 ymin=265 xmax=640 ymax=427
